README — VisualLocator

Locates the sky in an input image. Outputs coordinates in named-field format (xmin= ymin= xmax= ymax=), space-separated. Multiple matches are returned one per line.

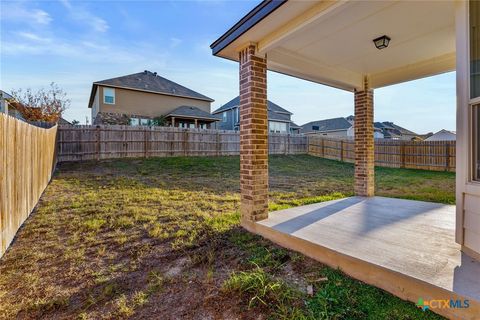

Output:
xmin=1 ymin=0 xmax=455 ymax=133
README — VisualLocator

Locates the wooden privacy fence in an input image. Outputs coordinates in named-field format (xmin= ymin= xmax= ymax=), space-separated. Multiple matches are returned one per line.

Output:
xmin=0 ymin=114 xmax=58 ymax=257
xmin=57 ymin=125 xmax=308 ymax=162
xmin=308 ymin=136 xmax=456 ymax=172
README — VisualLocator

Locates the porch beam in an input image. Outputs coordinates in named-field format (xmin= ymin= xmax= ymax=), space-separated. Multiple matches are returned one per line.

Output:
xmin=354 ymin=76 xmax=375 ymax=197
xmin=239 ymin=44 xmax=269 ymax=223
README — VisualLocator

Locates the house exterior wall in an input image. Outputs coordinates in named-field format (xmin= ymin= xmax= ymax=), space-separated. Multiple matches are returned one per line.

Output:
xmin=94 ymin=86 xmax=211 ymax=123
xmin=216 ymin=108 xmax=237 ymax=130
xmin=347 ymin=126 xmax=384 ymax=139
xmin=91 ymin=89 xmax=100 ymax=123
xmin=456 ymin=0 xmax=480 ymax=260
xmin=305 ymin=129 xmax=349 ymax=137
xmin=215 ymin=106 xmax=293 ymax=133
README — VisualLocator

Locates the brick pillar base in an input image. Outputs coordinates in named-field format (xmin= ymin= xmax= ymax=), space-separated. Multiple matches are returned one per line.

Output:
xmin=239 ymin=44 xmax=269 ymax=222
xmin=354 ymin=76 xmax=375 ymax=197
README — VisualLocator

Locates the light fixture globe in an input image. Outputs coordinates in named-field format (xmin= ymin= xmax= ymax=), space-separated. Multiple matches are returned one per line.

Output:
xmin=373 ymin=35 xmax=391 ymax=50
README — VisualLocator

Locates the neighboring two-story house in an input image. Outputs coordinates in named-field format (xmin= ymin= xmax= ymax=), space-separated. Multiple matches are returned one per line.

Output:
xmin=88 ymin=71 xmax=218 ymax=128
xmin=212 ymin=96 xmax=300 ymax=134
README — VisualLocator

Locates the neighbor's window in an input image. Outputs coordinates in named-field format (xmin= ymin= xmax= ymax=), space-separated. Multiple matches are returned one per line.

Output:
xmin=471 ymin=0 xmax=480 ymax=98
xmin=312 ymin=125 xmax=320 ymax=131
xmin=222 ymin=112 xmax=227 ymax=122
xmin=140 ymin=118 xmax=150 ymax=126
xmin=234 ymin=107 xmax=239 ymax=123
xmin=200 ymin=123 xmax=207 ymax=129
xmin=269 ymin=121 xmax=287 ymax=133
xmin=130 ymin=118 xmax=140 ymax=126
xmin=104 ymin=88 xmax=115 ymax=104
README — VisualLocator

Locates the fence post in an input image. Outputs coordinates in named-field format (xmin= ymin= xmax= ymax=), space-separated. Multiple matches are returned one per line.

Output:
xmin=285 ymin=134 xmax=289 ymax=155
xmin=340 ymin=140 xmax=344 ymax=162
xmin=321 ymin=137 xmax=325 ymax=157
xmin=216 ymin=131 xmax=220 ymax=156
xmin=445 ymin=141 xmax=451 ymax=172
xmin=184 ymin=129 xmax=188 ymax=156
xmin=400 ymin=140 xmax=406 ymax=168
xmin=95 ymin=125 xmax=100 ymax=161
xmin=144 ymin=127 xmax=148 ymax=158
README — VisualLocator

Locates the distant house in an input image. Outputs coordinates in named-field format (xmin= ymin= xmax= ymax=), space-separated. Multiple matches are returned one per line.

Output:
xmin=303 ymin=116 xmax=420 ymax=140
xmin=373 ymin=122 xmax=418 ymax=140
xmin=0 ymin=90 xmax=15 ymax=116
xmin=88 ymin=70 xmax=218 ymax=129
xmin=301 ymin=117 xmax=352 ymax=136
xmin=425 ymin=129 xmax=456 ymax=141
xmin=212 ymin=96 xmax=300 ymax=134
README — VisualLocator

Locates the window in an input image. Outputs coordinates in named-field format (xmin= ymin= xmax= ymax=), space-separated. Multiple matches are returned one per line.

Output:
xmin=269 ymin=121 xmax=287 ymax=133
xmin=103 ymin=88 xmax=115 ymax=104
xmin=189 ymin=123 xmax=195 ymax=129
xmin=472 ymin=1 xmax=480 ymax=181
xmin=234 ymin=107 xmax=239 ymax=123
xmin=312 ymin=125 xmax=320 ymax=131
xmin=473 ymin=105 xmax=480 ymax=181
xmin=200 ymin=123 xmax=207 ymax=129
xmin=222 ymin=112 xmax=227 ymax=122
xmin=140 ymin=118 xmax=150 ymax=126
xmin=130 ymin=118 xmax=140 ymax=126
xmin=471 ymin=0 xmax=480 ymax=99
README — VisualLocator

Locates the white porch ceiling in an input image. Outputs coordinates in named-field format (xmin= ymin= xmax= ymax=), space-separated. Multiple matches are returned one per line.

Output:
xmin=216 ymin=0 xmax=456 ymax=91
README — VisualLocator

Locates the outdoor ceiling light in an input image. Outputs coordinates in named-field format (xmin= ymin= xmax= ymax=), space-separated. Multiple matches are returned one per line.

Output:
xmin=373 ymin=35 xmax=391 ymax=50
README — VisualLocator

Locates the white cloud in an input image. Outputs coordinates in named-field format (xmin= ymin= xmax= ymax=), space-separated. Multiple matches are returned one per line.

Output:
xmin=17 ymin=32 xmax=52 ymax=43
xmin=1 ymin=3 xmax=52 ymax=25
xmin=170 ymin=37 xmax=182 ymax=48
xmin=60 ymin=0 xmax=109 ymax=33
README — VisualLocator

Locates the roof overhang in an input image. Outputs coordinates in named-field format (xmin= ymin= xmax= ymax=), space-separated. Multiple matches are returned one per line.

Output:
xmin=211 ymin=0 xmax=456 ymax=92
xmin=164 ymin=114 xmax=220 ymax=122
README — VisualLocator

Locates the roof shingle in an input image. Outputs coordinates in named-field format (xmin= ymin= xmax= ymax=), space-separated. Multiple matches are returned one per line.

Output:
xmin=165 ymin=106 xmax=219 ymax=121
xmin=93 ymin=71 xmax=214 ymax=103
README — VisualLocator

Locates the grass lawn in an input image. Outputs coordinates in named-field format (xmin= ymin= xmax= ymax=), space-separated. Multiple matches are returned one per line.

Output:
xmin=0 ymin=155 xmax=454 ymax=319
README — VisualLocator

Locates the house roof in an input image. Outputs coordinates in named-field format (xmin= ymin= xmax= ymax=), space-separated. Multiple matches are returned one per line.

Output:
xmin=302 ymin=117 xmax=352 ymax=132
xmin=88 ymin=71 xmax=214 ymax=108
xmin=381 ymin=122 xmax=417 ymax=136
xmin=164 ymin=106 xmax=220 ymax=121
xmin=58 ymin=117 xmax=72 ymax=125
xmin=213 ymin=96 xmax=292 ymax=115
xmin=0 ymin=90 xmax=13 ymax=100
xmin=290 ymin=122 xmax=301 ymax=129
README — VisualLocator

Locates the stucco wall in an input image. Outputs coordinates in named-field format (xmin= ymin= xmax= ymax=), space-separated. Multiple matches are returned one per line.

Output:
xmin=97 ymin=86 xmax=211 ymax=118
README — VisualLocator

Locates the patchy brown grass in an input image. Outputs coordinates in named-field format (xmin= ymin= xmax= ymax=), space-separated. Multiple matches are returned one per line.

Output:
xmin=0 ymin=155 xmax=451 ymax=319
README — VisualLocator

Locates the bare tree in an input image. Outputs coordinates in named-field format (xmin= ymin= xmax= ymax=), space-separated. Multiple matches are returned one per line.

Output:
xmin=10 ymin=83 xmax=70 ymax=123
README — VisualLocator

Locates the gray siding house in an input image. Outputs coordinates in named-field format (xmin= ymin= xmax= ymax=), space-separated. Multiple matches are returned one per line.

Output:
xmin=301 ymin=117 xmax=353 ymax=136
xmin=212 ymin=96 xmax=300 ymax=134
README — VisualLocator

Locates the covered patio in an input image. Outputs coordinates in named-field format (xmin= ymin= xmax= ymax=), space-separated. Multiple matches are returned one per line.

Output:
xmin=211 ymin=0 xmax=480 ymax=319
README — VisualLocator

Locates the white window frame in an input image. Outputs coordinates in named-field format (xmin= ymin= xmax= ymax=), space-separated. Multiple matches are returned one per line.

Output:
xmin=469 ymin=0 xmax=480 ymax=182
xmin=103 ymin=87 xmax=115 ymax=105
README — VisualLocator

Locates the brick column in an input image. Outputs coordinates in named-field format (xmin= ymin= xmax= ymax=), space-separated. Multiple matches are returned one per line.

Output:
xmin=239 ymin=44 xmax=269 ymax=222
xmin=354 ymin=76 xmax=375 ymax=197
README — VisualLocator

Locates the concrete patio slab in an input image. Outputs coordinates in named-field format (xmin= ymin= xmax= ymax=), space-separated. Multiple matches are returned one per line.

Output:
xmin=244 ymin=197 xmax=480 ymax=320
